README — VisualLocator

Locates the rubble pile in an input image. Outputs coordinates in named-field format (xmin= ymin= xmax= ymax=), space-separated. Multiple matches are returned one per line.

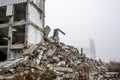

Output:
xmin=0 ymin=40 xmax=107 ymax=80
xmin=12 ymin=41 xmax=106 ymax=80
xmin=0 ymin=26 xmax=118 ymax=80
xmin=34 ymin=41 xmax=107 ymax=80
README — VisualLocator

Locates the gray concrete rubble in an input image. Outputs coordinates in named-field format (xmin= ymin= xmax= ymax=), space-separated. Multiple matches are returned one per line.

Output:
xmin=0 ymin=40 xmax=119 ymax=80
xmin=0 ymin=28 xmax=119 ymax=80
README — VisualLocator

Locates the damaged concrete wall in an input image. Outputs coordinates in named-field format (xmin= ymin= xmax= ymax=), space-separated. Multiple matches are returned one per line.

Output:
xmin=28 ymin=3 xmax=43 ymax=28
xmin=27 ymin=3 xmax=44 ymax=45
xmin=27 ymin=25 xmax=42 ymax=45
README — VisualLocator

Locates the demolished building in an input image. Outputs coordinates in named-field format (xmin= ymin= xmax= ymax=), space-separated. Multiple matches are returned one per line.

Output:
xmin=0 ymin=0 xmax=119 ymax=80
xmin=0 ymin=0 xmax=45 ymax=61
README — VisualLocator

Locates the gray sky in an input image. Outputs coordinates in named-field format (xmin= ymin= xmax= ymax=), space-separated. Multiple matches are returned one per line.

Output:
xmin=45 ymin=0 xmax=120 ymax=62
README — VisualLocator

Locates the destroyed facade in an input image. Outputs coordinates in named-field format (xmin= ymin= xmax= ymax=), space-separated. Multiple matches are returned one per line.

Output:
xmin=0 ymin=0 xmax=45 ymax=61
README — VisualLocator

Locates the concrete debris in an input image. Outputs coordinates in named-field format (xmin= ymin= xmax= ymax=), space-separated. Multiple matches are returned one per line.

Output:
xmin=52 ymin=28 xmax=65 ymax=43
xmin=0 ymin=28 xmax=119 ymax=80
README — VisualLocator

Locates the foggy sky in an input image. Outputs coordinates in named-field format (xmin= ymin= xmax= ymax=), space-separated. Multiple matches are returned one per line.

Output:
xmin=45 ymin=0 xmax=120 ymax=62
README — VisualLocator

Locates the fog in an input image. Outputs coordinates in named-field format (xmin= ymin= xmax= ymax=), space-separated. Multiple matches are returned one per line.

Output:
xmin=45 ymin=0 xmax=120 ymax=62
